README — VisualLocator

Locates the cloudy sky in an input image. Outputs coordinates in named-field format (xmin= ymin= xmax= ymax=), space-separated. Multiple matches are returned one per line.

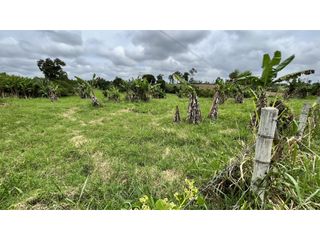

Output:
xmin=0 ymin=30 xmax=319 ymax=82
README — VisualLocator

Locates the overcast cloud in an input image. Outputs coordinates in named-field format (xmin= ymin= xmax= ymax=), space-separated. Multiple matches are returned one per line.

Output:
xmin=0 ymin=30 xmax=319 ymax=82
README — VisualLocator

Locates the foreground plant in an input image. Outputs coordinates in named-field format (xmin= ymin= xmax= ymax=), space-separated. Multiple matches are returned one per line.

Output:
xmin=202 ymin=98 xmax=320 ymax=210
xmin=134 ymin=179 xmax=206 ymax=210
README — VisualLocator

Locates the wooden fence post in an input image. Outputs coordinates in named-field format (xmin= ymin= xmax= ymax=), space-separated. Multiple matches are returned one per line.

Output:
xmin=297 ymin=103 xmax=311 ymax=139
xmin=251 ymin=107 xmax=278 ymax=201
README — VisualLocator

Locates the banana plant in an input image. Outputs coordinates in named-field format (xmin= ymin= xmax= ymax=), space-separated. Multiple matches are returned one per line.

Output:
xmin=274 ymin=69 xmax=315 ymax=83
xmin=173 ymin=73 xmax=194 ymax=93
xmin=260 ymin=50 xmax=295 ymax=87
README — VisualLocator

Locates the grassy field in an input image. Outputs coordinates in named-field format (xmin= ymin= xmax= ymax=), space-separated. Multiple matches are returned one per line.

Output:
xmin=0 ymin=92 xmax=317 ymax=209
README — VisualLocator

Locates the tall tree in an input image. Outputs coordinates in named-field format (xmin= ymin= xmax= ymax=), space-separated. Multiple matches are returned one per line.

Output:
xmin=156 ymin=74 xmax=166 ymax=91
xmin=142 ymin=74 xmax=156 ymax=85
xmin=37 ymin=58 xmax=68 ymax=80
xmin=189 ymin=68 xmax=197 ymax=83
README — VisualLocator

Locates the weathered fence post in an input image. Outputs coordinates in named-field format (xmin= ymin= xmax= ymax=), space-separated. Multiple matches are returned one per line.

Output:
xmin=297 ymin=103 xmax=311 ymax=139
xmin=251 ymin=107 xmax=278 ymax=201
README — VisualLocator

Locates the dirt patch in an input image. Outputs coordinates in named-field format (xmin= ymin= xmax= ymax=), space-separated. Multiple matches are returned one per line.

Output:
xmin=62 ymin=107 xmax=79 ymax=121
xmin=70 ymin=135 xmax=88 ymax=148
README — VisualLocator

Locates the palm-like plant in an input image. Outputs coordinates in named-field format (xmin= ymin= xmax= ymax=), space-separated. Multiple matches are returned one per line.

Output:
xmin=249 ymin=51 xmax=314 ymax=127
xmin=126 ymin=78 xmax=151 ymax=102
xmin=173 ymin=73 xmax=201 ymax=124
xmin=75 ymin=77 xmax=93 ymax=99
xmin=103 ymin=86 xmax=121 ymax=102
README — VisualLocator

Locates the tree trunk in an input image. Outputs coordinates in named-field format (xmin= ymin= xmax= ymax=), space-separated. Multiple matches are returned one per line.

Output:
xmin=173 ymin=105 xmax=181 ymax=123
xmin=187 ymin=92 xmax=201 ymax=124
xmin=49 ymin=90 xmax=58 ymax=102
xmin=208 ymin=91 xmax=219 ymax=120
xmin=235 ymin=93 xmax=244 ymax=103
xmin=91 ymin=95 xmax=100 ymax=107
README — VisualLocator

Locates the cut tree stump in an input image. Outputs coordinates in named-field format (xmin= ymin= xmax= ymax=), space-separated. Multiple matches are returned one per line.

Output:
xmin=173 ymin=105 xmax=181 ymax=123
xmin=208 ymin=91 xmax=219 ymax=120
xmin=187 ymin=92 xmax=201 ymax=124
xmin=251 ymin=107 xmax=279 ymax=201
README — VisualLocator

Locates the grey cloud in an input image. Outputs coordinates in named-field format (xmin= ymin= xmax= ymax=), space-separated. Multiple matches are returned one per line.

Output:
xmin=0 ymin=30 xmax=319 ymax=82
xmin=41 ymin=31 xmax=83 ymax=46
xmin=128 ymin=30 xmax=211 ymax=61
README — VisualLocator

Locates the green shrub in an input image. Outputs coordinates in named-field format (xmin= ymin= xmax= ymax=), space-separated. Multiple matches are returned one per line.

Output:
xmin=125 ymin=78 xmax=150 ymax=102
xmin=194 ymin=87 xmax=215 ymax=98
xmin=103 ymin=86 xmax=121 ymax=102
xmin=75 ymin=77 xmax=93 ymax=98
xmin=150 ymin=84 xmax=166 ymax=98
xmin=164 ymin=83 xmax=179 ymax=94
xmin=53 ymin=79 xmax=77 ymax=96
xmin=176 ymin=84 xmax=194 ymax=98
xmin=133 ymin=179 xmax=206 ymax=210
xmin=0 ymin=73 xmax=77 ymax=98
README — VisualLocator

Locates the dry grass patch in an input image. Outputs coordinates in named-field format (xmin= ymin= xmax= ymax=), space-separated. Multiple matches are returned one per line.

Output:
xmin=91 ymin=151 xmax=113 ymax=181
xmin=70 ymin=135 xmax=88 ymax=148
xmin=110 ymin=108 xmax=132 ymax=116
xmin=161 ymin=169 xmax=182 ymax=183
xmin=219 ymin=128 xmax=237 ymax=135
xmin=62 ymin=107 xmax=79 ymax=121
xmin=89 ymin=117 xmax=105 ymax=125
xmin=162 ymin=147 xmax=171 ymax=158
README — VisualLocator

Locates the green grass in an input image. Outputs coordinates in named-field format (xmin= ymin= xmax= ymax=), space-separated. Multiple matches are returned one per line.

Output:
xmin=0 ymin=92 xmax=317 ymax=209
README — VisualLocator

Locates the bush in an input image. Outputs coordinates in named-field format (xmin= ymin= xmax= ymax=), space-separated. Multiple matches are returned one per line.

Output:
xmin=53 ymin=79 xmax=77 ymax=96
xmin=113 ymin=77 xmax=128 ymax=92
xmin=75 ymin=77 xmax=93 ymax=98
xmin=125 ymin=78 xmax=150 ymax=102
xmin=176 ymin=84 xmax=194 ymax=98
xmin=194 ymin=87 xmax=215 ymax=98
xmin=103 ymin=86 xmax=120 ymax=102
xmin=156 ymin=79 xmax=166 ymax=91
xmin=164 ymin=83 xmax=179 ymax=94
xmin=89 ymin=77 xmax=112 ymax=90
xmin=150 ymin=84 xmax=166 ymax=98
xmin=0 ymin=73 xmax=78 ymax=98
